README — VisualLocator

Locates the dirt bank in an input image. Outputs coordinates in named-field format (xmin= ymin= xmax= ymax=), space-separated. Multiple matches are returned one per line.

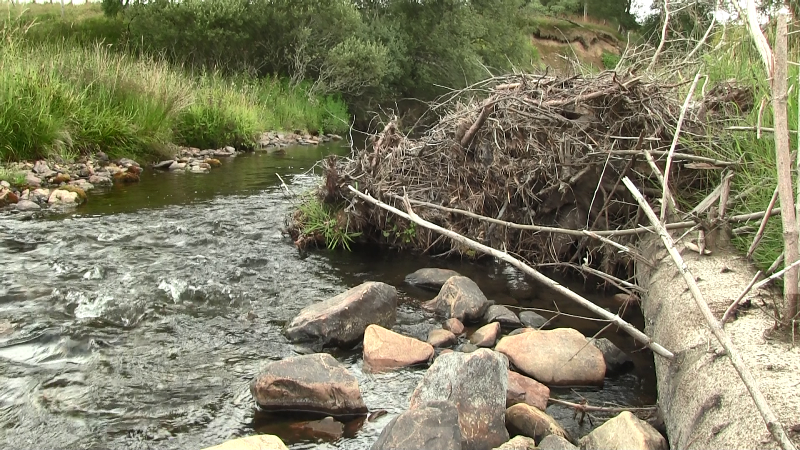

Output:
xmin=637 ymin=234 xmax=800 ymax=449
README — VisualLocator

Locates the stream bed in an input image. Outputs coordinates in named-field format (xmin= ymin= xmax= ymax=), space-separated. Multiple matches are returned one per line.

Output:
xmin=0 ymin=144 xmax=656 ymax=449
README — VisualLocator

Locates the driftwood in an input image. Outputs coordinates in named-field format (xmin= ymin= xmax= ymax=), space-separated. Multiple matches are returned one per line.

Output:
xmin=348 ymin=184 xmax=675 ymax=360
xmin=623 ymin=176 xmax=797 ymax=450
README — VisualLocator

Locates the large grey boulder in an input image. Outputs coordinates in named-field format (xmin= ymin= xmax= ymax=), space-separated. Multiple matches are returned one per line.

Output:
xmin=422 ymin=276 xmax=490 ymax=323
xmin=371 ymin=400 xmax=462 ymax=450
xmin=496 ymin=328 xmax=605 ymax=386
xmin=250 ymin=353 xmax=367 ymax=416
xmin=409 ymin=349 xmax=509 ymax=450
xmin=405 ymin=268 xmax=461 ymax=291
xmin=286 ymin=282 xmax=397 ymax=347
xmin=579 ymin=411 xmax=667 ymax=450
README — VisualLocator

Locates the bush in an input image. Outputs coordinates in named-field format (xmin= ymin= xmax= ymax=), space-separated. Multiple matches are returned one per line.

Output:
xmin=601 ymin=51 xmax=621 ymax=69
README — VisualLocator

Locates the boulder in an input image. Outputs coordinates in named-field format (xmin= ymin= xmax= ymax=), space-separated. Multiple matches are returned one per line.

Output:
xmin=483 ymin=305 xmax=522 ymax=329
xmin=371 ymin=400 xmax=462 ymax=450
xmin=506 ymin=370 xmax=550 ymax=410
xmin=286 ymin=282 xmax=397 ymax=347
xmin=25 ymin=172 xmax=41 ymax=187
xmin=495 ymin=329 xmax=605 ymax=386
xmin=168 ymin=162 xmax=187 ymax=171
xmin=492 ymin=436 xmax=537 ymax=450
xmin=289 ymin=416 xmax=344 ymax=440
xmin=0 ymin=188 xmax=18 ymax=206
xmin=202 ymin=435 xmax=288 ymax=450
xmin=409 ymin=349 xmax=509 ymax=450
xmin=519 ymin=311 xmax=548 ymax=329
xmin=250 ymin=353 xmax=367 ymax=416
xmin=443 ymin=318 xmax=465 ymax=335
xmin=508 ymin=328 xmax=534 ymax=336
xmin=469 ymin=322 xmax=500 ymax=347
xmin=457 ymin=343 xmax=479 ymax=353
xmin=363 ymin=325 xmax=434 ymax=372
xmin=15 ymin=200 xmax=41 ymax=211
xmin=405 ymin=268 xmax=461 ymax=291
xmin=153 ymin=160 xmax=175 ymax=170
xmin=505 ymin=403 xmax=570 ymax=443
xmin=31 ymin=188 xmax=50 ymax=203
xmin=88 ymin=174 xmax=112 ymax=185
xmin=48 ymin=189 xmax=80 ymax=205
xmin=590 ymin=338 xmax=633 ymax=374
xmin=428 ymin=329 xmax=458 ymax=348
xmin=538 ymin=435 xmax=578 ymax=450
xmin=422 ymin=276 xmax=490 ymax=323
xmin=33 ymin=161 xmax=56 ymax=178
xmin=579 ymin=411 xmax=667 ymax=450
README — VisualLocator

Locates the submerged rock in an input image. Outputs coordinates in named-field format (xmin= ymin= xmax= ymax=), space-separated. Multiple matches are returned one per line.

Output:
xmin=250 ymin=353 xmax=367 ymax=416
xmin=579 ymin=411 xmax=667 ymax=450
xmin=506 ymin=370 xmax=550 ymax=411
xmin=590 ymin=338 xmax=633 ymax=374
xmin=363 ymin=325 xmax=434 ymax=372
xmin=505 ymin=403 xmax=570 ymax=443
xmin=409 ymin=348 xmax=509 ymax=450
xmin=422 ymin=276 xmax=490 ymax=323
xmin=496 ymin=328 xmax=605 ymax=386
xmin=371 ymin=400 xmax=462 ymax=450
xmin=518 ymin=311 xmax=548 ymax=329
xmin=405 ymin=268 xmax=461 ymax=291
xmin=15 ymin=200 xmax=40 ymax=212
xmin=427 ymin=328 xmax=458 ymax=348
xmin=286 ymin=281 xmax=397 ymax=347
xmin=483 ymin=305 xmax=522 ymax=328
xmin=202 ymin=435 xmax=288 ymax=450
xmin=469 ymin=322 xmax=500 ymax=347
xmin=289 ymin=416 xmax=345 ymax=441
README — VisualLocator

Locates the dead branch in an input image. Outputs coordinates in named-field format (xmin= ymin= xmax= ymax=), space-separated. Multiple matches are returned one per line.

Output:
xmin=721 ymin=271 xmax=762 ymax=325
xmin=747 ymin=185 xmax=780 ymax=259
xmin=349 ymin=185 xmax=675 ymax=360
xmin=548 ymin=397 xmax=658 ymax=415
xmin=752 ymin=258 xmax=800 ymax=291
xmin=623 ymin=176 xmax=797 ymax=450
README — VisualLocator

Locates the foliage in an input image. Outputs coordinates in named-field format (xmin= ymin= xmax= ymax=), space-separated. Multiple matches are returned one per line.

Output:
xmin=296 ymin=196 xmax=361 ymax=251
xmin=601 ymin=50 xmax=620 ymax=69
xmin=0 ymin=168 xmax=26 ymax=186
xmin=0 ymin=22 xmax=348 ymax=162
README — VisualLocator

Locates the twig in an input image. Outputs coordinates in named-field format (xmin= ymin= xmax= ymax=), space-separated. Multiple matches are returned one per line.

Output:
xmin=726 ymin=126 xmax=800 ymax=135
xmin=350 ymin=185 xmax=675 ymax=359
xmin=747 ymin=185 xmax=780 ymax=259
xmin=767 ymin=252 xmax=786 ymax=275
xmin=717 ymin=171 xmax=734 ymax=219
xmin=661 ymin=71 xmax=703 ymax=222
xmin=643 ymin=150 xmax=677 ymax=216
xmin=275 ymin=173 xmax=296 ymax=197
xmin=548 ymin=397 xmax=658 ymax=415
xmin=461 ymin=97 xmax=495 ymax=148
xmin=623 ymin=176 xmax=797 ymax=450
xmin=579 ymin=263 xmax=645 ymax=293
xmin=721 ymin=271 xmax=762 ymax=325
xmin=649 ymin=0 xmax=670 ymax=71
xmin=752 ymin=258 xmax=800 ymax=291
xmin=594 ymin=150 xmax=736 ymax=166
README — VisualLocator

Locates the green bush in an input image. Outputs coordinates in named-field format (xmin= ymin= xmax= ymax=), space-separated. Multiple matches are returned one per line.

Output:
xmin=601 ymin=51 xmax=621 ymax=69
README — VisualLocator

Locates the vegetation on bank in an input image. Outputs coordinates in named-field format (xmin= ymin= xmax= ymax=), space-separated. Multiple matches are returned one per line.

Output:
xmin=0 ymin=7 xmax=348 ymax=162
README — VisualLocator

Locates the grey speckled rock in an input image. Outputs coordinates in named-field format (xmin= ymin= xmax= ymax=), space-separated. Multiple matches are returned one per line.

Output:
xmin=590 ymin=338 xmax=633 ymax=374
xmin=409 ymin=348 xmax=509 ymax=450
xmin=483 ymin=305 xmax=522 ymax=329
xmin=579 ymin=411 xmax=667 ymax=450
xmin=492 ymin=436 xmax=536 ymax=450
xmin=422 ymin=276 xmax=490 ymax=323
xmin=371 ymin=400 xmax=462 ymax=450
xmin=538 ymin=434 xmax=578 ymax=450
xmin=286 ymin=282 xmax=397 ymax=347
xmin=519 ymin=311 xmax=548 ymax=329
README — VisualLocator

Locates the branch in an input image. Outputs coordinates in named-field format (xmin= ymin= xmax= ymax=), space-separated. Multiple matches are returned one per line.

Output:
xmin=746 ymin=185 xmax=779 ymax=259
xmin=649 ymin=0 xmax=670 ymax=71
xmin=548 ymin=397 xmax=658 ymax=415
xmin=349 ymin=185 xmax=675 ymax=360
xmin=623 ymin=176 xmax=797 ymax=450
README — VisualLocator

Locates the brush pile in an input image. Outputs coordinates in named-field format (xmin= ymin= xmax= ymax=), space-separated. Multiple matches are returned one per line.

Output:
xmin=302 ymin=71 xmax=741 ymax=278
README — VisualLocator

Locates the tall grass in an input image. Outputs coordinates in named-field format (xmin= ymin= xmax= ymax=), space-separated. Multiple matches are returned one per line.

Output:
xmin=0 ymin=17 xmax=349 ymax=162
xmin=699 ymin=26 xmax=799 ymax=273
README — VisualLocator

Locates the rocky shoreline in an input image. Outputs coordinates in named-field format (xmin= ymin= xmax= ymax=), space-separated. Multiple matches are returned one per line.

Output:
xmin=0 ymin=131 xmax=344 ymax=213
xmin=208 ymin=268 xmax=666 ymax=450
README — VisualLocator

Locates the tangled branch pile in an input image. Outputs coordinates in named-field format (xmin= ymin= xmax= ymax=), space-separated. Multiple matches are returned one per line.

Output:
xmin=299 ymin=71 xmax=740 ymax=278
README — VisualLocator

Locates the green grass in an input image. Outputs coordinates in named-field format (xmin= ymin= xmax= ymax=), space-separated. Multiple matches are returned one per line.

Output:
xmin=295 ymin=195 xmax=361 ymax=251
xmin=695 ymin=26 xmax=799 ymax=273
xmin=0 ymin=167 xmax=25 ymax=186
xmin=0 ymin=11 xmax=349 ymax=162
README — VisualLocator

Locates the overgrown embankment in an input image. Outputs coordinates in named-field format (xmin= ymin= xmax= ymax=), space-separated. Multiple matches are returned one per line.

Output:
xmin=0 ymin=9 xmax=348 ymax=163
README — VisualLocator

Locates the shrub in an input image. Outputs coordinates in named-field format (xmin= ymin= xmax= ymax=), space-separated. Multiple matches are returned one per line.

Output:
xmin=601 ymin=51 xmax=621 ymax=69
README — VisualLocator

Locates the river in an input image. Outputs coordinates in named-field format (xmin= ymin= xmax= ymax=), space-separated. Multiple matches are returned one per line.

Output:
xmin=0 ymin=144 xmax=656 ymax=449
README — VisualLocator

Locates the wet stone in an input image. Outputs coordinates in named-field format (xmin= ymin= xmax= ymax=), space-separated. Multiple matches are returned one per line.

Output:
xmin=427 ymin=328 xmax=457 ymax=348
xmin=422 ymin=276 xmax=490 ymax=323
xmin=469 ymin=322 xmax=500 ymax=347
xmin=405 ymin=268 xmax=461 ymax=291
xmin=443 ymin=318 xmax=465 ymax=335
xmin=519 ymin=311 xmax=548 ymax=329
xmin=483 ymin=305 xmax=522 ymax=329
xmin=371 ymin=400 xmax=461 ymax=450
xmin=506 ymin=403 xmax=571 ymax=444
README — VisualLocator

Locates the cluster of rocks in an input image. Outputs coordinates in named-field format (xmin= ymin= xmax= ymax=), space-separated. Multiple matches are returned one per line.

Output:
xmin=227 ymin=269 xmax=665 ymax=450
xmin=152 ymin=146 xmax=235 ymax=174
xmin=257 ymin=131 xmax=343 ymax=149
xmin=0 ymin=156 xmax=142 ymax=212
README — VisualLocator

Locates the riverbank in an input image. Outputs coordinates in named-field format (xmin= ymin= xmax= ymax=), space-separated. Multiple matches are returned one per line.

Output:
xmin=0 ymin=132 xmax=344 ymax=213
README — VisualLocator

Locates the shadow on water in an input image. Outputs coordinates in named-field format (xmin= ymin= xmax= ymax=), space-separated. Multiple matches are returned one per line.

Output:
xmin=0 ymin=144 xmax=656 ymax=450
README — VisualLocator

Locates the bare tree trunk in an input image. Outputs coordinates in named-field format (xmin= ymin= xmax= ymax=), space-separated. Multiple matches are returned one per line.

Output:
xmin=772 ymin=13 xmax=799 ymax=322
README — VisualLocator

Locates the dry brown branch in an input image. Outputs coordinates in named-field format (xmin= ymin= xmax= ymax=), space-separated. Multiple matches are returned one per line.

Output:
xmin=349 ymin=184 xmax=675 ymax=359
xmin=597 ymin=150 xmax=736 ymax=166
xmin=548 ymin=397 xmax=658 ymax=415
xmin=623 ymin=176 xmax=797 ymax=450
xmin=661 ymin=71 xmax=703 ymax=222
xmin=747 ymin=185 xmax=780 ymax=259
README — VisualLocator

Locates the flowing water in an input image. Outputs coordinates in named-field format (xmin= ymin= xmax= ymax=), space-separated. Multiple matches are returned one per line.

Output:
xmin=0 ymin=144 xmax=657 ymax=450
